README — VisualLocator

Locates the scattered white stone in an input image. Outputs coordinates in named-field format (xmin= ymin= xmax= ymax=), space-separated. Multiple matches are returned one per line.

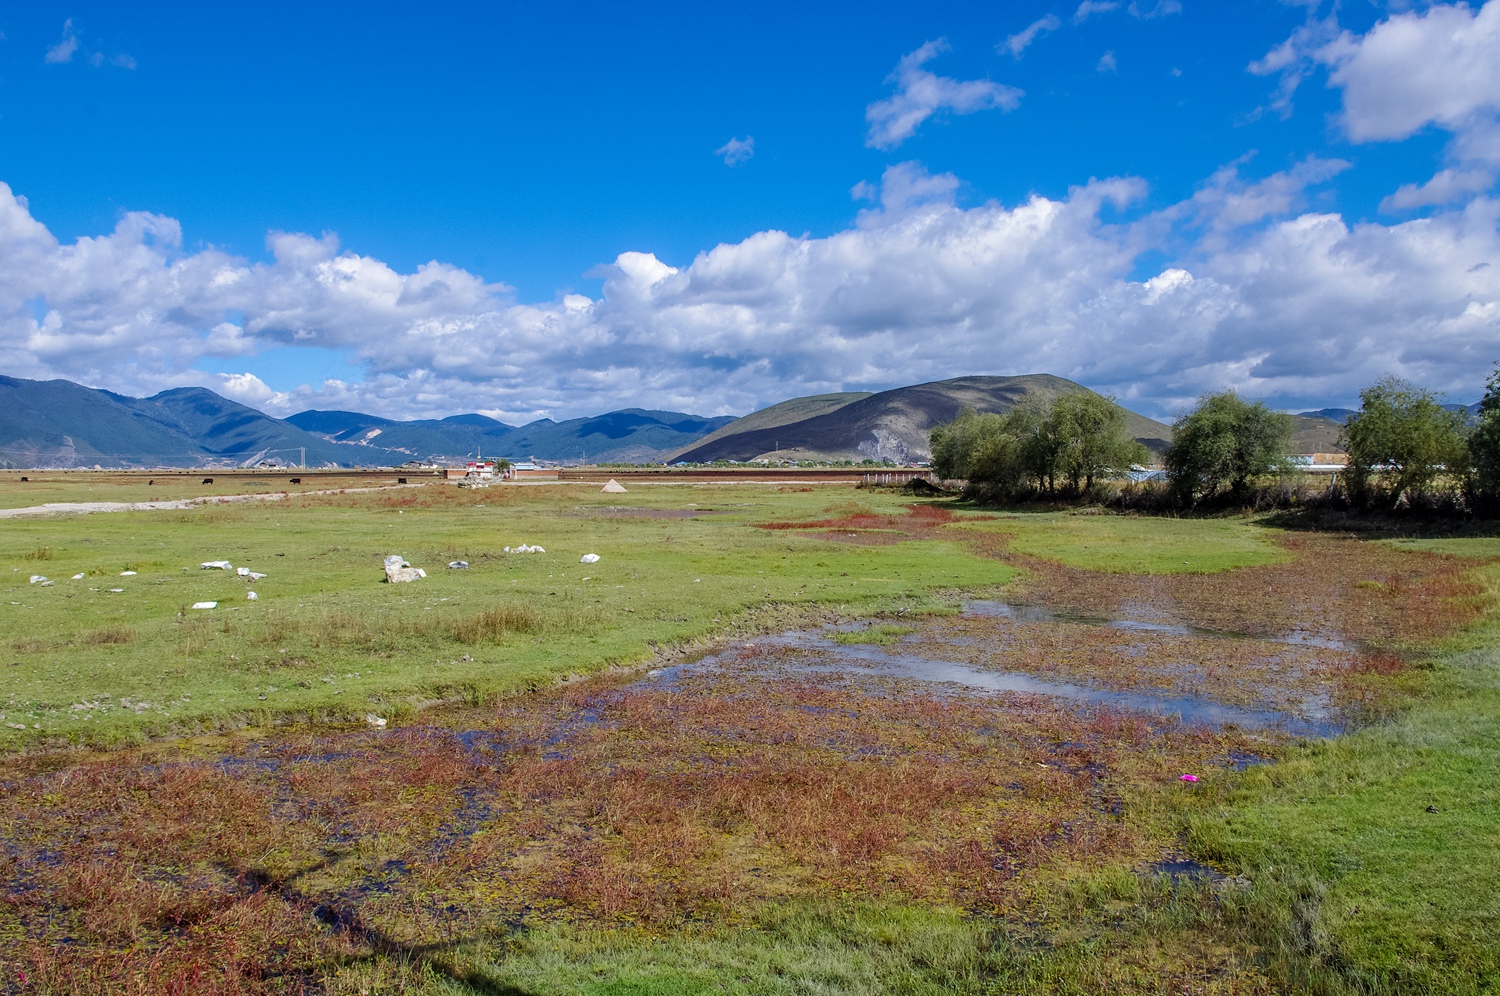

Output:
xmin=246 ymin=591 xmax=259 ymax=601
xmin=191 ymin=601 xmax=218 ymax=610
xmin=580 ymin=553 xmax=601 ymax=564
xmin=448 ymin=561 xmax=469 ymax=569
xmin=120 ymin=570 xmax=137 ymax=576
xmin=365 ymin=713 xmax=387 ymax=729
xmin=384 ymin=554 xmax=426 ymax=583
xmin=40 ymin=581 xmax=53 ymax=587
xmin=247 ymin=572 xmax=266 ymax=580
xmin=602 ymin=479 xmax=627 ymax=493
xmin=200 ymin=560 xmax=233 ymax=570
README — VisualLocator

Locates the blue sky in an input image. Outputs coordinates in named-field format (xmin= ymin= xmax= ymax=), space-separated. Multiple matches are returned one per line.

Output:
xmin=1 ymin=1 xmax=1497 ymax=421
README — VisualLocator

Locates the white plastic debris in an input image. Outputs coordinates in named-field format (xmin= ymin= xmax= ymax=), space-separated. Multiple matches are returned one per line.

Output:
xmin=108 ymin=588 xmax=124 ymax=593
xmin=28 ymin=576 xmax=46 ymax=584
xmin=191 ymin=601 xmax=217 ymax=609
xmin=236 ymin=567 xmax=250 ymax=576
xmin=120 ymin=570 xmax=137 ymax=576
xmin=601 ymin=479 xmax=627 ymax=494
xmin=40 ymin=581 xmax=53 ymax=587
xmin=384 ymin=554 xmax=426 ymax=583
xmin=365 ymin=713 xmax=387 ymax=729
xmin=506 ymin=544 xmax=546 ymax=554
xmin=200 ymin=560 xmax=233 ymax=570
xmin=71 ymin=573 xmax=85 ymax=580
xmin=246 ymin=591 xmax=259 ymax=601
xmin=580 ymin=553 xmax=601 ymax=564
xmin=448 ymin=561 xmax=470 ymax=569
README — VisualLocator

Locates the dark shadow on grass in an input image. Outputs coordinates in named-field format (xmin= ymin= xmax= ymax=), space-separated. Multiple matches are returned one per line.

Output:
xmin=229 ymin=855 xmax=542 ymax=996
xmin=1260 ymin=506 xmax=1500 ymax=540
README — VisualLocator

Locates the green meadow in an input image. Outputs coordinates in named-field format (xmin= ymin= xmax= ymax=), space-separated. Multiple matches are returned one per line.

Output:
xmin=0 ymin=477 xmax=1495 ymax=995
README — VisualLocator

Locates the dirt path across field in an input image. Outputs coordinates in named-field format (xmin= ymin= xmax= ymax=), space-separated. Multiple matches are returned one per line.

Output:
xmin=0 ymin=482 xmax=426 ymax=519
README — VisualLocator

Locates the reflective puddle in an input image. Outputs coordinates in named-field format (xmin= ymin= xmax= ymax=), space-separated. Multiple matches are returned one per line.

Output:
xmin=642 ymin=599 xmax=1351 ymax=738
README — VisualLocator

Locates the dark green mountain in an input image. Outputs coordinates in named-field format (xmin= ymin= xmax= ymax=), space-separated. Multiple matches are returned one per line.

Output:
xmin=286 ymin=407 xmax=735 ymax=463
xmin=0 ymin=377 xmax=349 ymax=468
xmin=0 ymin=376 xmax=736 ymax=467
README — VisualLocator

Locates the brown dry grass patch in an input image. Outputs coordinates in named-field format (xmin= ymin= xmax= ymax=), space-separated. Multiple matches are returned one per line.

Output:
xmin=974 ymin=533 xmax=1489 ymax=647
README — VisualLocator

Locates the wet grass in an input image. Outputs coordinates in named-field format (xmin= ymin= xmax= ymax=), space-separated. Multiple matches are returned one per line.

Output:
xmin=0 ymin=485 xmax=1022 ymax=747
xmin=830 ymin=624 xmax=916 ymax=645
xmin=0 ymin=482 xmax=1495 ymax=993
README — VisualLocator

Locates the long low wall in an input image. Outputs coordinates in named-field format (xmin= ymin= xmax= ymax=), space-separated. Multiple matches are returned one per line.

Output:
xmin=557 ymin=468 xmax=934 ymax=485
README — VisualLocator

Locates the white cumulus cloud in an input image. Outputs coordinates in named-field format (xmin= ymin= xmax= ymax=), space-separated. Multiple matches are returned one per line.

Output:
xmin=1255 ymin=2 xmax=1500 ymax=212
xmin=0 ymin=152 xmax=1496 ymax=422
xmin=865 ymin=40 xmax=1023 ymax=150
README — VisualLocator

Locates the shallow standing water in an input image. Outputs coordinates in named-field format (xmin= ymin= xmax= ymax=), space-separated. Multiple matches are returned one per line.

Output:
xmin=642 ymin=599 xmax=1349 ymax=738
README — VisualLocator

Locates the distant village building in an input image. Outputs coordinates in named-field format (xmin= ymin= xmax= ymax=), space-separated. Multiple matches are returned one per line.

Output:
xmin=444 ymin=460 xmax=497 ymax=481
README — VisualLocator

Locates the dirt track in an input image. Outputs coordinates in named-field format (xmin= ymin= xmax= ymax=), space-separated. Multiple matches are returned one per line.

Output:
xmin=0 ymin=483 xmax=424 ymax=519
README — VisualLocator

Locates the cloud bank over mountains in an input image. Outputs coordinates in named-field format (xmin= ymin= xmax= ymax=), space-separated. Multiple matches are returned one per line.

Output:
xmin=2 ymin=3 xmax=1498 ymax=423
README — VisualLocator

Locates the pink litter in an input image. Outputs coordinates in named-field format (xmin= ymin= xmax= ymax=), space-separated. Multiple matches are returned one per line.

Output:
xmin=1179 ymin=774 xmax=1199 ymax=783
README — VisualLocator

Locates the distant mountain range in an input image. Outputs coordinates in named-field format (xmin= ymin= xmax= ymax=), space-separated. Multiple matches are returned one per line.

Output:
xmin=668 ymin=375 xmax=1174 ymax=464
xmin=284 ymin=408 xmax=735 ymax=465
xmin=11 ymin=372 xmax=1447 ymax=470
xmin=0 ymin=375 xmax=732 ymax=468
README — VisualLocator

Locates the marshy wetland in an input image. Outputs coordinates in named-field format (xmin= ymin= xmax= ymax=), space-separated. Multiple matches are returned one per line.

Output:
xmin=0 ymin=475 xmax=1496 ymax=994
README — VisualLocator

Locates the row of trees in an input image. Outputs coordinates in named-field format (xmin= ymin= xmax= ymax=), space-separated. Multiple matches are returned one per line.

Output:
xmin=931 ymin=366 xmax=1500 ymax=513
xmin=930 ymin=392 xmax=1146 ymax=499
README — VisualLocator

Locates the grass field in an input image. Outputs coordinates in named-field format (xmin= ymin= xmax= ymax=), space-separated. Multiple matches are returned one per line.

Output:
xmin=0 ymin=477 xmax=1495 ymax=994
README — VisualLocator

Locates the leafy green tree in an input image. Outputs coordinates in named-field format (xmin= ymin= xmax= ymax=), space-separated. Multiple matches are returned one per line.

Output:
xmin=1165 ymin=391 xmax=1293 ymax=503
xmin=1344 ymin=377 xmax=1470 ymax=507
xmin=932 ymin=392 xmax=1147 ymax=499
xmin=1472 ymin=365 xmax=1500 ymax=512
xmin=930 ymin=407 xmax=1027 ymax=496
xmin=1008 ymin=394 xmax=1063 ymax=493
xmin=1051 ymin=391 xmax=1149 ymax=491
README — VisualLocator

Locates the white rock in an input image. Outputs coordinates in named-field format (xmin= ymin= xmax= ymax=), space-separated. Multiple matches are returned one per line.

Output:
xmin=71 ymin=573 xmax=85 ymax=580
xmin=246 ymin=591 xmax=259 ymax=601
xmin=200 ymin=561 xmax=233 ymax=570
xmin=40 ymin=581 xmax=53 ymax=587
xmin=365 ymin=713 xmax=387 ymax=729
xmin=247 ymin=572 xmax=266 ymax=580
xmin=580 ymin=553 xmax=601 ymax=564
xmin=386 ymin=566 xmax=425 ymax=583
xmin=191 ymin=601 xmax=217 ymax=609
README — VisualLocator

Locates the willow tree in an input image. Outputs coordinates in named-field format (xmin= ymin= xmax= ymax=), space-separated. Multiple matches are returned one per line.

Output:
xmin=1165 ymin=391 xmax=1293 ymax=503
